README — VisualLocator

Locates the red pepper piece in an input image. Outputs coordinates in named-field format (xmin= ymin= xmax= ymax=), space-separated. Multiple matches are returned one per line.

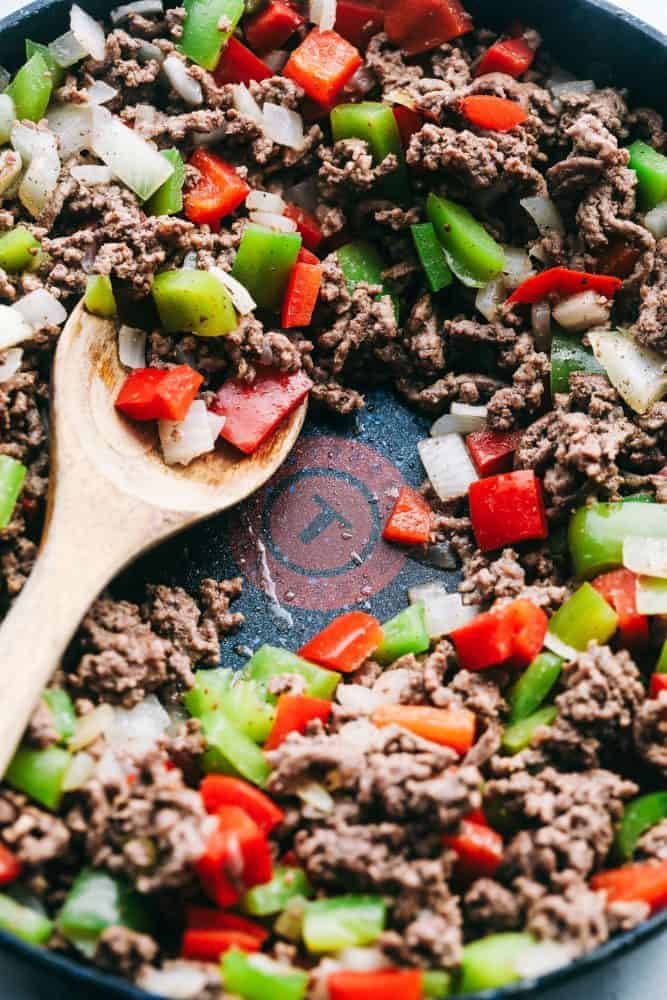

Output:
xmin=465 ymin=808 xmax=489 ymax=826
xmin=475 ymin=36 xmax=535 ymax=78
xmin=591 ymin=860 xmax=667 ymax=914
xmin=372 ymin=704 xmax=475 ymax=754
xmin=468 ymin=470 xmax=548 ymax=552
xmin=384 ymin=0 xmax=472 ymax=55
xmin=200 ymin=776 xmax=285 ymax=835
xmin=212 ymin=368 xmax=313 ymax=455
xmin=196 ymin=806 xmax=273 ymax=907
xmin=299 ymin=611 xmax=384 ymax=673
xmin=507 ymin=266 xmax=623 ymax=305
xmin=244 ymin=0 xmax=304 ymax=53
xmin=184 ymin=150 xmax=250 ymax=227
xmin=461 ymin=95 xmax=528 ymax=132
xmin=185 ymin=906 xmax=268 ymax=942
xmin=592 ymin=568 xmax=649 ymax=649
xmin=284 ymin=29 xmax=362 ymax=107
xmin=281 ymin=259 xmax=323 ymax=328
xmin=392 ymin=104 xmax=423 ymax=147
xmin=0 ymin=844 xmax=21 ymax=886
xmin=328 ymin=968 xmax=423 ymax=1000
xmin=284 ymin=204 xmax=324 ymax=251
xmin=650 ymin=673 xmax=667 ymax=698
xmin=504 ymin=598 xmax=548 ymax=669
xmin=382 ymin=486 xmax=431 ymax=545
xmin=213 ymin=36 xmax=273 ymax=85
xmin=181 ymin=928 xmax=260 ymax=961
xmin=596 ymin=237 xmax=641 ymax=280
xmin=466 ymin=429 xmax=523 ymax=477
xmin=334 ymin=0 xmax=385 ymax=50
xmin=115 ymin=365 xmax=204 ymax=422
xmin=297 ymin=247 xmax=321 ymax=265
xmin=442 ymin=818 xmax=504 ymax=879
xmin=450 ymin=608 xmax=514 ymax=672
xmin=264 ymin=694 xmax=333 ymax=751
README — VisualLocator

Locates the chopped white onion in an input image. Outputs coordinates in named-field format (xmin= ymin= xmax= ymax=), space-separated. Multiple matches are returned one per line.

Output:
xmin=91 ymin=107 xmax=174 ymax=201
xmin=520 ymin=196 xmax=564 ymax=235
xmin=13 ymin=289 xmax=67 ymax=330
xmin=644 ymin=201 xmax=667 ymax=239
xmin=409 ymin=583 xmax=478 ymax=638
xmin=337 ymin=718 xmax=378 ymax=752
xmin=46 ymin=104 xmax=93 ymax=160
xmin=86 ymin=80 xmax=118 ymax=105
xmin=70 ymin=164 xmax=113 ymax=185
xmin=138 ymin=962 xmax=211 ymax=1000
xmin=0 ymin=306 xmax=33 ymax=352
xmin=550 ymin=79 xmax=596 ymax=97
xmin=502 ymin=246 xmax=534 ymax=290
xmin=296 ymin=781 xmax=335 ymax=813
xmin=0 ymin=348 xmax=22 ymax=384
xmin=138 ymin=41 xmax=165 ymax=64
xmin=107 ymin=695 xmax=170 ymax=755
xmin=232 ymin=84 xmax=265 ymax=126
xmin=249 ymin=210 xmax=297 ymax=233
xmin=338 ymin=948 xmax=389 ymax=972
xmin=11 ymin=122 xmax=53 ymax=165
xmin=515 ymin=942 xmax=571 ymax=979
xmin=111 ymin=0 xmax=165 ymax=24
xmin=384 ymin=88 xmax=417 ymax=111
xmin=62 ymin=751 xmax=96 ymax=792
xmin=208 ymin=410 xmax=225 ymax=440
xmin=371 ymin=669 xmax=411 ymax=704
xmin=159 ymin=399 xmax=217 ymax=466
xmin=262 ymin=103 xmax=305 ymax=150
xmin=336 ymin=684 xmax=384 ymax=714
xmin=263 ymin=50 xmax=289 ymax=73
xmin=246 ymin=189 xmax=286 ymax=214
xmin=623 ymin=537 xmax=667 ymax=580
xmin=21 ymin=150 xmax=61 ymax=218
xmin=0 ymin=150 xmax=22 ymax=198
xmin=163 ymin=55 xmax=203 ymax=107
xmin=310 ymin=0 xmax=337 ymax=30
xmin=49 ymin=30 xmax=88 ymax=68
xmin=552 ymin=290 xmax=611 ymax=333
xmin=118 ymin=325 xmax=147 ymax=369
xmin=0 ymin=94 xmax=15 ymax=146
xmin=210 ymin=266 xmax=256 ymax=315
xmin=418 ymin=434 xmax=478 ymax=501
xmin=69 ymin=703 xmax=115 ymax=751
xmin=588 ymin=328 xmax=667 ymax=415
xmin=636 ymin=576 xmax=667 ymax=615
xmin=431 ymin=403 xmax=487 ymax=437
xmin=475 ymin=275 xmax=506 ymax=322
xmin=71 ymin=4 xmax=107 ymax=62
xmin=544 ymin=630 xmax=578 ymax=662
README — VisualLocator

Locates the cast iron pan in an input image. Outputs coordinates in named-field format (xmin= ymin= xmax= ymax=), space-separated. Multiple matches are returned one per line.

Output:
xmin=1 ymin=0 xmax=666 ymax=995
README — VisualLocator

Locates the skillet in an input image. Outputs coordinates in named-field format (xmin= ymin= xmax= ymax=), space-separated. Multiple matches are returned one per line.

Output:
xmin=0 ymin=0 xmax=666 ymax=995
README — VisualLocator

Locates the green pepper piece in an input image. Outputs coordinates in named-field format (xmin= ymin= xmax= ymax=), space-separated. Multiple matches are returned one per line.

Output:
xmin=508 ymin=652 xmax=563 ymax=724
xmin=302 ymin=895 xmax=386 ymax=953
xmin=411 ymin=223 xmax=453 ymax=293
xmin=200 ymin=712 xmax=271 ymax=787
xmin=5 ymin=745 xmax=71 ymax=811
xmin=0 ymin=894 xmax=53 ymax=945
xmin=232 ymin=225 xmax=302 ymax=311
xmin=145 ymin=149 xmax=186 ymax=216
xmin=25 ymin=39 xmax=65 ymax=88
xmin=7 ymin=53 xmax=53 ymax=123
xmin=185 ymin=669 xmax=276 ymax=744
xmin=330 ymin=102 xmax=410 ymax=203
xmin=426 ymin=193 xmax=505 ymax=288
xmin=502 ymin=705 xmax=557 ymax=754
xmin=550 ymin=327 xmax=605 ymax=395
xmin=568 ymin=501 xmax=667 ymax=579
xmin=628 ymin=140 xmax=667 ymax=211
xmin=222 ymin=949 xmax=309 ymax=1000
xmin=548 ymin=582 xmax=618 ymax=652
xmin=152 ymin=268 xmax=237 ymax=336
xmin=41 ymin=689 xmax=76 ymax=745
xmin=0 ymin=227 xmax=41 ymax=274
xmin=459 ymin=933 xmax=538 ymax=992
xmin=57 ymin=870 xmax=153 ymax=953
xmin=337 ymin=240 xmax=384 ymax=289
xmin=0 ymin=456 xmax=26 ymax=530
xmin=374 ymin=603 xmax=430 ymax=665
xmin=615 ymin=792 xmax=667 ymax=862
xmin=422 ymin=970 xmax=453 ymax=998
xmin=84 ymin=275 xmax=117 ymax=318
xmin=181 ymin=0 xmax=245 ymax=70
xmin=657 ymin=638 xmax=667 ymax=674
xmin=245 ymin=646 xmax=341 ymax=701
xmin=241 ymin=865 xmax=312 ymax=916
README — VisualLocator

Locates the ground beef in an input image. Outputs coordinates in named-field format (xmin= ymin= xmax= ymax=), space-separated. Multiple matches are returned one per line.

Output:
xmin=0 ymin=789 xmax=70 ymax=867
xmin=464 ymin=878 xmax=522 ymax=934
xmin=526 ymin=878 xmax=610 ymax=955
xmin=25 ymin=700 xmax=59 ymax=750
xmin=318 ymin=139 xmax=398 ymax=198
xmin=460 ymin=547 xmax=569 ymax=614
xmin=636 ymin=819 xmax=667 ymax=861
xmin=632 ymin=238 xmax=667 ymax=354
xmin=93 ymin=926 xmax=159 ymax=980
xmin=633 ymin=692 xmax=667 ymax=775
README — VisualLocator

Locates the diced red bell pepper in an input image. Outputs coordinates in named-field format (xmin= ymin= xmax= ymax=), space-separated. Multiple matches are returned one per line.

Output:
xmin=283 ymin=29 xmax=362 ymax=108
xmin=449 ymin=598 xmax=546 ymax=671
xmin=185 ymin=906 xmax=268 ymax=942
xmin=196 ymin=806 xmax=273 ymax=907
xmin=297 ymin=247 xmax=321 ymax=265
xmin=244 ymin=0 xmax=304 ymax=53
xmin=650 ymin=673 xmax=667 ymax=698
xmin=442 ymin=817 xmax=504 ymax=879
xmin=596 ymin=237 xmax=641 ymax=280
xmin=328 ymin=969 xmax=423 ymax=1000
xmin=384 ymin=0 xmax=473 ymax=56
xmin=185 ymin=150 xmax=250 ymax=227
xmin=212 ymin=368 xmax=313 ymax=455
xmin=475 ymin=36 xmax=535 ymax=78
xmin=299 ymin=611 xmax=384 ymax=673
xmin=383 ymin=486 xmax=431 ymax=546
xmin=393 ymin=105 xmax=423 ymax=147
xmin=591 ymin=860 xmax=667 ymax=914
xmin=115 ymin=365 xmax=204 ymax=422
xmin=507 ymin=266 xmax=623 ymax=305
xmin=0 ymin=844 xmax=21 ymax=886
xmin=281 ymin=259 xmax=323 ymax=328
xmin=467 ymin=429 xmax=523 ymax=477
xmin=334 ymin=0 xmax=385 ymax=50
xmin=504 ymin=598 xmax=548 ymax=668
xmin=592 ymin=568 xmax=649 ymax=649
xmin=465 ymin=808 xmax=489 ymax=827
xmin=372 ymin=704 xmax=476 ymax=754
xmin=214 ymin=36 xmax=273 ymax=86
xmin=264 ymin=694 xmax=333 ymax=751
xmin=200 ymin=775 xmax=285 ymax=835
xmin=284 ymin=204 xmax=324 ymax=251
xmin=181 ymin=928 xmax=261 ymax=961
xmin=468 ymin=470 xmax=548 ymax=552
xmin=461 ymin=95 xmax=528 ymax=132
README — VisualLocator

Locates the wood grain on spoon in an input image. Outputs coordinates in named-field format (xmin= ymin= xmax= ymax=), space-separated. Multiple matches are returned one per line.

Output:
xmin=0 ymin=303 xmax=307 ymax=773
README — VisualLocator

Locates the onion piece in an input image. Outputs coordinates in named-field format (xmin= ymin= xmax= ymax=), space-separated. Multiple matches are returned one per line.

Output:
xmin=49 ymin=30 xmax=88 ymax=68
xmin=409 ymin=583 xmax=478 ymax=638
xmin=71 ymin=4 xmax=106 ymax=62
xmin=644 ymin=201 xmax=667 ymax=239
xmin=159 ymin=399 xmax=216 ymax=466
xmin=138 ymin=962 xmax=211 ymax=1000
xmin=69 ymin=703 xmax=115 ymax=751
xmin=231 ymin=84 xmax=264 ymax=126
xmin=372 ymin=669 xmax=411 ymax=704
xmin=70 ymin=164 xmax=113 ymax=185
xmin=531 ymin=300 xmax=552 ymax=350
xmin=588 ymin=328 xmax=667 ymax=415
xmin=107 ymin=695 xmax=170 ymax=755
xmin=209 ymin=266 xmax=256 ymax=315
xmin=86 ymin=80 xmax=118 ymax=105
xmin=475 ymin=275 xmax=506 ymax=322
xmin=0 ymin=306 xmax=33 ymax=352
xmin=249 ymin=210 xmax=297 ymax=233
xmin=550 ymin=79 xmax=596 ymax=97
xmin=337 ymin=948 xmax=389 ymax=972
xmin=544 ymin=630 xmax=577 ymax=662
xmin=13 ymin=289 xmax=67 ymax=330
xmin=418 ymin=433 xmax=478 ymax=501
xmin=163 ymin=55 xmax=203 ymax=107
xmin=502 ymin=247 xmax=534 ymax=290
xmin=118 ymin=325 xmax=147 ymax=369
xmin=22 ymin=149 xmax=61 ymax=217
xmin=336 ymin=684 xmax=384 ymax=714
xmin=431 ymin=403 xmax=487 ymax=437
xmin=91 ymin=107 xmax=175 ymax=201
xmin=296 ymin=781 xmax=335 ymax=813
xmin=111 ymin=0 xmax=165 ymax=24
xmin=246 ymin=189 xmax=285 ymax=214
xmin=0 ymin=94 xmax=15 ymax=146
xmin=623 ymin=537 xmax=667 ymax=580
xmin=262 ymin=103 xmax=305 ymax=150
xmin=0 ymin=348 xmax=22 ymax=384
xmin=47 ymin=104 xmax=93 ymax=160
xmin=208 ymin=410 xmax=226 ymax=440
xmin=636 ymin=576 xmax=667 ymax=615
xmin=515 ymin=942 xmax=571 ymax=979
xmin=552 ymin=290 xmax=611 ymax=333
xmin=138 ymin=41 xmax=165 ymax=64
xmin=520 ymin=196 xmax=564 ymax=235
xmin=0 ymin=150 xmax=22 ymax=198
xmin=384 ymin=88 xmax=417 ymax=111
xmin=310 ymin=0 xmax=337 ymax=30
xmin=62 ymin=752 xmax=96 ymax=792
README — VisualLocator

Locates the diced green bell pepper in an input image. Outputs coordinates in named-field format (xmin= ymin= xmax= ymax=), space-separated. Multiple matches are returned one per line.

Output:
xmin=0 ymin=227 xmax=41 ymax=274
xmin=232 ymin=225 xmax=301 ymax=311
xmin=426 ymin=193 xmax=505 ymax=288
xmin=550 ymin=327 xmax=604 ymax=395
xmin=152 ymin=268 xmax=237 ymax=336
xmin=302 ymin=895 xmax=386 ymax=953
xmin=628 ymin=140 xmax=667 ymax=211
xmin=657 ymin=638 xmax=667 ymax=674
xmin=568 ymin=500 xmax=667 ymax=579
xmin=25 ymin=39 xmax=65 ymax=88
xmin=84 ymin=275 xmax=117 ymax=318
xmin=42 ymin=689 xmax=76 ymax=745
xmin=57 ymin=870 xmax=153 ymax=954
xmin=145 ymin=149 xmax=185 ymax=216
xmin=508 ymin=652 xmax=563 ymax=724
xmin=615 ymin=792 xmax=667 ymax=862
xmin=336 ymin=240 xmax=399 ymax=318
xmin=241 ymin=865 xmax=312 ymax=916
xmin=422 ymin=970 xmax=453 ymax=998
xmin=374 ymin=603 xmax=430 ymax=665
xmin=7 ymin=53 xmax=53 ymax=123
xmin=548 ymin=582 xmax=618 ymax=652
xmin=330 ymin=102 xmax=410 ymax=203
xmin=0 ymin=456 xmax=26 ymax=530
xmin=459 ymin=933 xmax=538 ymax=992
xmin=411 ymin=222 xmax=453 ymax=293
xmin=245 ymin=645 xmax=341 ymax=701
xmin=502 ymin=705 xmax=557 ymax=754
xmin=0 ymin=894 xmax=53 ymax=945
xmin=200 ymin=712 xmax=271 ymax=787
xmin=5 ymin=745 xmax=71 ymax=811
xmin=185 ymin=669 xmax=276 ymax=744
xmin=222 ymin=949 xmax=308 ymax=1000
xmin=624 ymin=493 xmax=654 ymax=503
xmin=181 ymin=0 xmax=244 ymax=70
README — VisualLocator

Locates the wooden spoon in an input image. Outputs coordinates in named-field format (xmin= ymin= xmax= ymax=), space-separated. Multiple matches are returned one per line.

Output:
xmin=0 ymin=303 xmax=307 ymax=772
